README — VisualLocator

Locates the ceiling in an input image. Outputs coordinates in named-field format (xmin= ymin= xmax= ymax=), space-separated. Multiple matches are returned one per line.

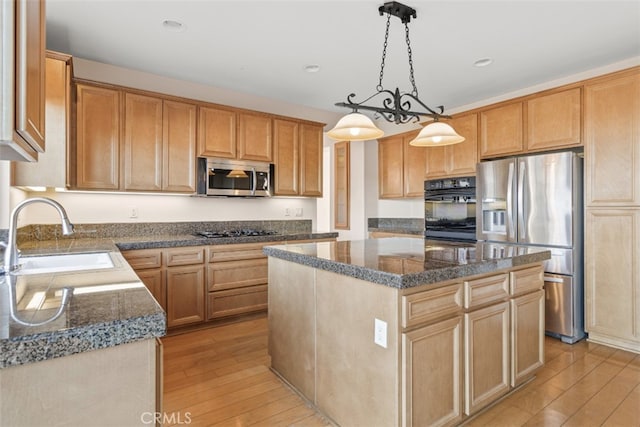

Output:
xmin=46 ymin=0 xmax=640 ymax=118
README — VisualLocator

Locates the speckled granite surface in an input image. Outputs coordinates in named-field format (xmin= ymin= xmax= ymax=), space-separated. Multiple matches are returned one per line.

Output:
xmin=263 ymin=238 xmax=551 ymax=289
xmin=367 ymin=218 xmax=424 ymax=235
xmin=0 ymin=252 xmax=165 ymax=369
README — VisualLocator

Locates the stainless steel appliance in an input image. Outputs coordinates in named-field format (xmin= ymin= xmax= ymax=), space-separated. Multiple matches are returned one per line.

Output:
xmin=476 ymin=151 xmax=584 ymax=343
xmin=196 ymin=158 xmax=272 ymax=197
xmin=424 ymin=176 xmax=476 ymax=242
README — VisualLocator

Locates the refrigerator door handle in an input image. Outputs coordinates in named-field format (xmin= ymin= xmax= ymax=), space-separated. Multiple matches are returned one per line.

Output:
xmin=507 ymin=162 xmax=515 ymax=240
xmin=518 ymin=160 xmax=526 ymax=241
xmin=544 ymin=276 xmax=565 ymax=283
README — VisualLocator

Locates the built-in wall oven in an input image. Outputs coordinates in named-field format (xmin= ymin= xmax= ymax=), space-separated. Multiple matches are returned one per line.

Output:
xmin=424 ymin=177 xmax=476 ymax=242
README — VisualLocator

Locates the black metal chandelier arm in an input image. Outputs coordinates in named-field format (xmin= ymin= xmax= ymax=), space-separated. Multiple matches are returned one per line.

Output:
xmin=401 ymin=92 xmax=448 ymax=118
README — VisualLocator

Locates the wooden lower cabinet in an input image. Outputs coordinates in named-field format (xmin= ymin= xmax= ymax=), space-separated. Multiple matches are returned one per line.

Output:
xmin=207 ymin=285 xmax=268 ymax=319
xmin=511 ymin=289 xmax=545 ymax=386
xmin=166 ymin=264 xmax=206 ymax=328
xmin=136 ymin=269 xmax=165 ymax=310
xmin=464 ymin=301 xmax=510 ymax=416
xmin=403 ymin=316 xmax=463 ymax=427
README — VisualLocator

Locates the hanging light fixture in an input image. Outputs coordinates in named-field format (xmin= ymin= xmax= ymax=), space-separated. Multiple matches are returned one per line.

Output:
xmin=227 ymin=169 xmax=249 ymax=179
xmin=327 ymin=1 xmax=464 ymax=147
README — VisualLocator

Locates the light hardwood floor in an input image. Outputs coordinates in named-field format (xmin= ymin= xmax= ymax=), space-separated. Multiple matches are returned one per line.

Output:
xmin=162 ymin=315 xmax=640 ymax=427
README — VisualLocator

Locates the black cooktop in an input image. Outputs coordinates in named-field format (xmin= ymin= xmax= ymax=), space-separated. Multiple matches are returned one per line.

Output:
xmin=195 ymin=229 xmax=279 ymax=238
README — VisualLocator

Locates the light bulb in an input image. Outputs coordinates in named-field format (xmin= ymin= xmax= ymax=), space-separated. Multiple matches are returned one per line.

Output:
xmin=432 ymin=136 xmax=442 ymax=143
xmin=350 ymin=128 xmax=361 ymax=136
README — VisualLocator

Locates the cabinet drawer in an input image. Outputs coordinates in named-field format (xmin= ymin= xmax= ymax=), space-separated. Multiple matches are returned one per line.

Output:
xmin=510 ymin=265 xmax=544 ymax=296
xmin=402 ymin=283 xmax=462 ymax=328
xmin=208 ymin=258 xmax=268 ymax=291
xmin=164 ymin=247 xmax=205 ymax=266
xmin=464 ymin=274 xmax=509 ymax=309
xmin=208 ymin=242 xmax=271 ymax=262
xmin=207 ymin=285 xmax=268 ymax=319
xmin=122 ymin=249 xmax=162 ymax=269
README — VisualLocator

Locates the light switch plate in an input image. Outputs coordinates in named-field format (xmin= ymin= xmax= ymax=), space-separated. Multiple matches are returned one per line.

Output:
xmin=374 ymin=318 xmax=387 ymax=348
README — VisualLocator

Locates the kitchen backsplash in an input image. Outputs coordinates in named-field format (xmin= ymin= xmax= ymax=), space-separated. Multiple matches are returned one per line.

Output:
xmin=12 ymin=220 xmax=313 ymax=244
xmin=367 ymin=218 xmax=423 ymax=233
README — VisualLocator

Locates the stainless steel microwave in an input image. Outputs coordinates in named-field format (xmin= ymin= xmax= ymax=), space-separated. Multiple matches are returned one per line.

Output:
xmin=196 ymin=158 xmax=272 ymax=197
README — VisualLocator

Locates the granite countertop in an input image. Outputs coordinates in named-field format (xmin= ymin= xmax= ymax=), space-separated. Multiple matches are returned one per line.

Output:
xmin=0 ymin=251 xmax=165 ymax=369
xmin=2 ymin=228 xmax=337 ymax=369
xmin=263 ymin=238 xmax=551 ymax=289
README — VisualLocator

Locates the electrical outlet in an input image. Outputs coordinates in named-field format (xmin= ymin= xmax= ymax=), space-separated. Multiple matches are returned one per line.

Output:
xmin=285 ymin=208 xmax=291 ymax=217
xmin=129 ymin=206 xmax=138 ymax=218
xmin=374 ymin=318 xmax=387 ymax=348
xmin=295 ymin=207 xmax=303 ymax=217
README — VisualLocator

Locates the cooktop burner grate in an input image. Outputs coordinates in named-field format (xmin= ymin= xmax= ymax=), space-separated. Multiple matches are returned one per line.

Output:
xmin=195 ymin=229 xmax=279 ymax=238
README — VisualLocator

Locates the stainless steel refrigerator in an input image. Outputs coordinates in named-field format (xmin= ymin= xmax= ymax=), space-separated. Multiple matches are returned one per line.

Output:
xmin=476 ymin=151 xmax=584 ymax=343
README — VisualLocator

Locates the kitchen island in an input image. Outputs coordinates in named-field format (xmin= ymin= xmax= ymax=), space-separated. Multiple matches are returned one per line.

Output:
xmin=264 ymin=238 xmax=550 ymax=427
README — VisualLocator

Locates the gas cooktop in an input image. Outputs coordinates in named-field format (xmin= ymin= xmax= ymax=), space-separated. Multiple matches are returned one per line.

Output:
xmin=195 ymin=229 xmax=279 ymax=238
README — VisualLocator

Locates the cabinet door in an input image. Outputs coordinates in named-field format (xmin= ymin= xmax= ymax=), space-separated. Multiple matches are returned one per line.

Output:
xmin=137 ymin=269 xmax=166 ymax=311
xmin=237 ymin=112 xmax=272 ymax=162
xmin=425 ymin=146 xmax=448 ymax=179
xmin=447 ymin=113 xmax=478 ymax=177
xmin=197 ymin=106 xmax=236 ymax=158
xmin=480 ymin=102 xmax=524 ymax=158
xmin=526 ymin=88 xmax=581 ymax=152
xmin=166 ymin=265 xmax=205 ymax=328
xmin=14 ymin=0 xmax=46 ymax=152
xmin=163 ymin=100 xmax=196 ymax=192
xmin=207 ymin=285 xmax=268 ymax=320
xmin=273 ymin=119 xmax=299 ymax=195
xmin=75 ymin=84 xmax=120 ymax=190
xmin=585 ymin=71 xmax=640 ymax=207
xmin=378 ymin=136 xmax=404 ymax=198
xmin=299 ymin=123 xmax=323 ymax=197
xmin=403 ymin=316 xmax=463 ymax=427
xmin=510 ymin=290 xmax=544 ymax=386
xmin=123 ymin=93 xmax=163 ymax=191
xmin=464 ymin=302 xmax=510 ymax=415
xmin=404 ymin=132 xmax=426 ymax=197
xmin=208 ymin=258 xmax=268 ymax=291
xmin=585 ymin=209 xmax=640 ymax=352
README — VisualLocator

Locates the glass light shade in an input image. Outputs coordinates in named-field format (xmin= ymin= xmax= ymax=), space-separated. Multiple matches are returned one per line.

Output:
xmin=327 ymin=113 xmax=385 ymax=141
xmin=409 ymin=122 xmax=465 ymax=146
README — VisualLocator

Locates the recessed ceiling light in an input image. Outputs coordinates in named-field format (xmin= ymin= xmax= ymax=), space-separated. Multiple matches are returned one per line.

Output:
xmin=162 ymin=19 xmax=186 ymax=32
xmin=304 ymin=64 xmax=321 ymax=73
xmin=474 ymin=58 xmax=493 ymax=67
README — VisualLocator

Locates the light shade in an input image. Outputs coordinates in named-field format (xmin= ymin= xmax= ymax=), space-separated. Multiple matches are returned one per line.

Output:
xmin=409 ymin=122 xmax=465 ymax=146
xmin=327 ymin=113 xmax=385 ymax=141
xmin=228 ymin=169 xmax=249 ymax=178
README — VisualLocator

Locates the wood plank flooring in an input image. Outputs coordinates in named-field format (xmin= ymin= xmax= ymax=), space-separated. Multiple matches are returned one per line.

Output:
xmin=162 ymin=315 xmax=640 ymax=426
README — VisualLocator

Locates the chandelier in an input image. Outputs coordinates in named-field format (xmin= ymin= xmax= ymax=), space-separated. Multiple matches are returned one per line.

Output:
xmin=327 ymin=2 xmax=464 ymax=146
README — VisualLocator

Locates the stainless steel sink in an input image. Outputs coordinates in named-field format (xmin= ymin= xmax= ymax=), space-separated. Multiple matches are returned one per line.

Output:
xmin=16 ymin=252 xmax=114 ymax=275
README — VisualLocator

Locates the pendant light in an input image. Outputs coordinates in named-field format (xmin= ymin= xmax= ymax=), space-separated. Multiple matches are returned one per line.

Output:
xmin=327 ymin=1 xmax=463 ymax=145
xmin=227 ymin=170 xmax=249 ymax=179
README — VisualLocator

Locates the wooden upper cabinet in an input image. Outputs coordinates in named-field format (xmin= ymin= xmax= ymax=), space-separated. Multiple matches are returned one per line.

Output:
xmin=299 ymin=123 xmax=323 ymax=197
xmin=123 ymin=93 xmax=163 ymax=191
xmin=480 ymin=102 xmax=524 ymax=158
xmin=198 ymin=106 xmax=236 ymax=158
xmin=273 ymin=119 xmax=300 ymax=195
xmin=14 ymin=0 xmax=46 ymax=153
xmin=163 ymin=100 xmax=197 ymax=192
xmin=585 ymin=70 xmax=640 ymax=207
xmin=378 ymin=135 xmax=405 ymax=198
xmin=526 ymin=87 xmax=582 ymax=152
xmin=425 ymin=113 xmax=478 ymax=179
xmin=237 ymin=112 xmax=272 ymax=162
xmin=75 ymin=84 xmax=120 ymax=190
xmin=403 ymin=131 xmax=426 ymax=197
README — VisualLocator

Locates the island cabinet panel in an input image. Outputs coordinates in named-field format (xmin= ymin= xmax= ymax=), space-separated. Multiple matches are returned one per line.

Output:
xmin=402 ymin=283 xmax=462 ymax=328
xmin=237 ymin=112 xmax=272 ymax=162
xmin=510 ymin=289 xmax=544 ymax=386
xmin=74 ymin=84 xmax=121 ymax=190
xmin=464 ymin=301 xmax=510 ymax=416
xmin=402 ymin=316 xmax=463 ymax=427
xmin=268 ymin=258 xmax=317 ymax=401
xmin=197 ymin=106 xmax=237 ymax=158
xmin=526 ymin=87 xmax=582 ymax=152
xmin=480 ymin=102 xmax=524 ymax=159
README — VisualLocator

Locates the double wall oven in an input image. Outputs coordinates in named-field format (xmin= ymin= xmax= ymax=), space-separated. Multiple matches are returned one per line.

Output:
xmin=424 ymin=176 xmax=476 ymax=242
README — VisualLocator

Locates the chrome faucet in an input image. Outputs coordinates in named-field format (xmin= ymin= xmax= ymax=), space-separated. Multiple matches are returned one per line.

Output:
xmin=2 ymin=197 xmax=74 ymax=274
